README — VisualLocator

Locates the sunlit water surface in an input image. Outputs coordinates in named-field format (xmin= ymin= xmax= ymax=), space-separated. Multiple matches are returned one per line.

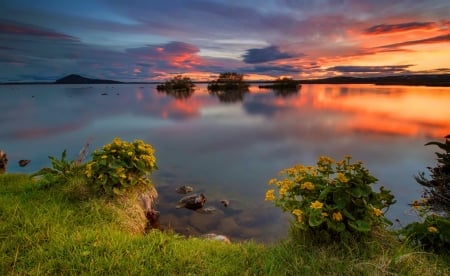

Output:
xmin=1 ymin=83 xmax=449 ymax=243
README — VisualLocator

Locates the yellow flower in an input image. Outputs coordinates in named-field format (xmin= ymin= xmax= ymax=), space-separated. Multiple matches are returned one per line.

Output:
xmin=101 ymin=155 xmax=108 ymax=159
xmin=321 ymin=212 xmax=328 ymax=217
xmin=300 ymin=182 xmax=315 ymax=190
xmin=335 ymin=173 xmax=349 ymax=183
xmin=372 ymin=208 xmax=382 ymax=217
xmin=318 ymin=156 xmax=334 ymax=165
xmin=310 ymin=201 xmax=324 ymax=209
xmin=268 ymin=178 xmax=277 ymax=185
xmin=292 ymin=209 xmax=303 ymax=222
xmin=127 ymin=151 xmax=133 ymax=156
xmin=332 ymin=211 xmax=343 ymax=222
xmin=265 ymin=189 xmax=276 ymax=201
xmin=427 ymin=226 xmax=439 ymax=233
xmin=279 ymin=186 xmax=289 ymax=197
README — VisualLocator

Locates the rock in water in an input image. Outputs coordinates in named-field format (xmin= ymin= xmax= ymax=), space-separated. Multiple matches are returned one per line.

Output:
xmin=0 ymin=150 xmax=7 ymax=174
xmin=196 ymin=207 xmax=217 ymax=214
xmin=176 ymin=193 xmax=206 ymax=210
xmin=220 ymin=200 xmax=229 ymax=207
xmin=18 ymin=160 xmax=31 ymax=167
xmin=176 ymin=185 xmax=194 ymax=194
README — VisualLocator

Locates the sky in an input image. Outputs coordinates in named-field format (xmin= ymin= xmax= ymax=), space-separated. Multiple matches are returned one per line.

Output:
xmin=1 ymin=0 xmax=449 ymax=82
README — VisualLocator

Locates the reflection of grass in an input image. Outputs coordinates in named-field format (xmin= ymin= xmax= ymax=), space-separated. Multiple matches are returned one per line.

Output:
xmin=1 ymin=174 xmax=449 ymax=275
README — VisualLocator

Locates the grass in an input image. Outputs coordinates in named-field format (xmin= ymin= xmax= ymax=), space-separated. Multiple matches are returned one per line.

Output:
xmin=1 ymin=174 xmax=449 ymax=275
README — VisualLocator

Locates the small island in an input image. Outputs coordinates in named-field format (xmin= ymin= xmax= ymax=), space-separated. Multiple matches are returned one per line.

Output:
xmin=259 ymin=77 xmax=301 ymax=89
xmin=54 ymin=74 xmax=122 ymax=84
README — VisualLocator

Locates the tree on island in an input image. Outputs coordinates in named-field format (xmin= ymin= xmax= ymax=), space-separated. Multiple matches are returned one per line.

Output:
xmin=207 ymin=72 xmax=250 ymax=103
xmin=207 ymin=72 xmax=250 ymax=92
xmin=156 ymin=75 xmax=196 ymax=100
xmin=259 ymin=77 xmax=301 ymax=97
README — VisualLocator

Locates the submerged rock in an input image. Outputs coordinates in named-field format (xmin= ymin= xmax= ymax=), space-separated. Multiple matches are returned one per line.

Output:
xmin=220 ymin=200 xmax=229 ymax=207
xmin=196 ymin=207 xmax=217 ymax=214
xmin=176 ymin=193 xmax=206 ymax=210
xmin=18 ymin=159 xmax=31 ymax=167
xmin=176 ymin=185 xmax=194 ymax=194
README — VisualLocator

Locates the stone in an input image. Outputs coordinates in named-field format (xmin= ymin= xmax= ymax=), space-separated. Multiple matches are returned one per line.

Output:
xmin=201 ymin=233 xmax=231 ymax=243
xmin=0 ymin=150 xmax=7 ymax=174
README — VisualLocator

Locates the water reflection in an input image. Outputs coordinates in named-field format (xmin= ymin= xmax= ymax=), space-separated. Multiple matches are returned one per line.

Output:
xmin=1 ymin=83 xmax=450 ymax=243
xmin=208 ymin=89 xmax=249 ymax=103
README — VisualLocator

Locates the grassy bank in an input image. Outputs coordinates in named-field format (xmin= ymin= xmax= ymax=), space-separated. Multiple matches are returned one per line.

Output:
xmin=1 ymin=174 xmax=449 ymax=275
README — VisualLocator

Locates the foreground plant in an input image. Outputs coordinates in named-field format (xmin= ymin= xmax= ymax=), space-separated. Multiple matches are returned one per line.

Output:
xmin=33 ymin=149 xmax=85 ymax=187
xmin=400 ymin=135 xmax=450 ymax=252
xmin=265 ymin=155 xmax=396 ymax=241
xmin=85 ymin=138 xmax=158 ymax=196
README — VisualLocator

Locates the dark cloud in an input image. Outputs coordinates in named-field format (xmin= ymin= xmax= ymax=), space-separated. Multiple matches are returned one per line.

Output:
xmin=244 ymin=65 xmax=300 ymax=74
xmin=379 ymin=33 xmax=450 ymax=48
xmin=0 ymin=19 xmax=78 ymax=40
xmin=328 ymin=65 xmax=412 ymax=73
xmin=242 ymin=46 xmax=296 ymax=64
xmin=364 ymin=21 xmax=436 ymax=34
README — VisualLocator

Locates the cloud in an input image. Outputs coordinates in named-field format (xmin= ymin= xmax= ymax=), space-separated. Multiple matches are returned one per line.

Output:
xmin=328 ymin=65 xmax=412 ymax=73
xmin=244 ymin=65 xmax=300 ymax=74
xmin=378 ymin=33 xmax=450 ymax=48
xmin=364 ymin=21 xmax=437 ymax=34
xmin=0 ymin=19 xmax=78 ymax=40
xmin=242 ymin=46 xmax=297 ymax=64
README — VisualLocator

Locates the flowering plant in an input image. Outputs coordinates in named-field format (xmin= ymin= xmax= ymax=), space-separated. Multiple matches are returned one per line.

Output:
xmin=85 ymin=138 xmax=157 ymax=196
xmin=265 ymin=156 xmax=395 ymax=240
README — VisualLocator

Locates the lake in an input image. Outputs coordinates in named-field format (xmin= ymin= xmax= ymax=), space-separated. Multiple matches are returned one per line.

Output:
xmin=1 ymin=83 xmax=449 ymax=243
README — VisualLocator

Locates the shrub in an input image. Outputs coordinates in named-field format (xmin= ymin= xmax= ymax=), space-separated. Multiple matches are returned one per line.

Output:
xmin=207 ymin=72 xmax=249 ymax=92
xmin=156 ymin=75 xmax=195 ymax=93
xmin=85 ymin=138 xmax=157 ymax=196
xmin=399 ymin=135 xmax=450 ymax=252
xmin=265 ymin=155 xmax=396 ymax=241
xmin=414 ymin=134 xmax=450 ymax=214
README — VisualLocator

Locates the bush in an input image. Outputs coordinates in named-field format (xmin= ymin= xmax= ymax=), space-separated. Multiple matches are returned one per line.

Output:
xmin=85 ymin=138 xmax=157 ymax=196
xmin=207 ymin=72 xmax=249 ymax=92
xmin=265 ymin=155 xmax=395 ymax=242
xmin=414 ymin=134 xmax=450 ymax=214
xmin=399 ymin=135 xmax=450 ymax=252
xmin=156 ymin=75 xmax=195 ymax=92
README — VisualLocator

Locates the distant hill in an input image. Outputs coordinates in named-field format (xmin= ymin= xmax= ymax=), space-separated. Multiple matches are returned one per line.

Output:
xmin=55 ymin=74 xmax=122 ymax=84
xmin=299 ymin=74 xmax=450 ymax=86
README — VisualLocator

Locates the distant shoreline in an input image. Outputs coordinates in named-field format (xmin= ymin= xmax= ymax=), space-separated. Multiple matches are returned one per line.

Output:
xmin=1 ymin=73 xmax=450 ymax=87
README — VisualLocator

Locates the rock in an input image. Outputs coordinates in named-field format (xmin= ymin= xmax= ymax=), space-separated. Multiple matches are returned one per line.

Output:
xmin=201 ymin=233 xmax=231 ymax=243
xmin=176 ymin=193 xmax=206 ymax=210
xmin=176 ymin=185 xmax=194 ymax=194
xmin=0 ymin=150 xmax=7 ymax=174
xmin=18 ymin=160 xmax=31 ymax=167
xmin=220 ymin=200 xmax=229 ymax=207
xmin=196 ymin=207 xmax=217 ymax=214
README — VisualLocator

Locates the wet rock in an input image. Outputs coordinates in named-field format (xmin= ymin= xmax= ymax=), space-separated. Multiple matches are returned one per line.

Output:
xmin=201 ymin=233 xmax=231 ymax=244
xmin=176 ymin=193 xmax=206 ymax=210
xmin=18 ymin=159 xmax=31 ymax=167
xmin=176 ymin=185 xmax=194 ymax=194
xmin=220 ymin=200 xmax=229 ymax=207
xmin=0 ymin=150 xmax=7 ymax=174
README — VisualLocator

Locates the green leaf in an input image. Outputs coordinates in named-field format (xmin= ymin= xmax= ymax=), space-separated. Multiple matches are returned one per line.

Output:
xmin=309 ymin=213 xmax=325 ymax=227
xmin=348 ymin=220 xmax=370 ymax=232
xmin=342 ymin=209 xmax=356 ymax=220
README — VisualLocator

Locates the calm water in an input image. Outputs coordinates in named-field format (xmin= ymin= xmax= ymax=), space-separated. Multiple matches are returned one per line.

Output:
xmin=1 ymin=83 xmax=449 ymax=243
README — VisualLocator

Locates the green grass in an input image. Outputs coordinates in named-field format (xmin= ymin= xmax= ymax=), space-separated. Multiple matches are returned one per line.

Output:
xmin=1 ymin=174 xmax=449 ymax=275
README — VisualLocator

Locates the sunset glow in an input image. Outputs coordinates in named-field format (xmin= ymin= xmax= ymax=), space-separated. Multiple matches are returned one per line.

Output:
xmin=0 ymin=1 xmax=449 ymax=82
